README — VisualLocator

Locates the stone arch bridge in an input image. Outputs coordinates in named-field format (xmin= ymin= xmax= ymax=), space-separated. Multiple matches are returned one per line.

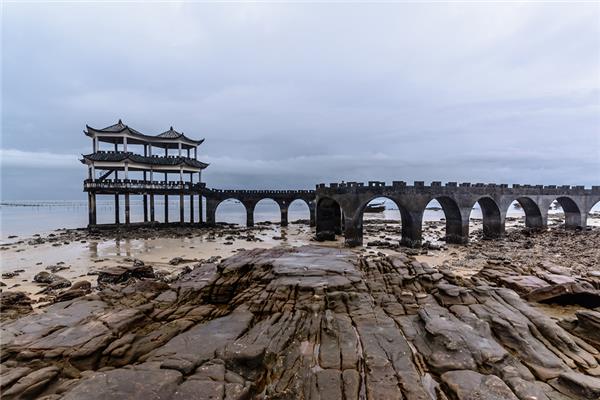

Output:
xmin=204 ymin=189 xmax=316 ymax=227
xmin=313 ymin=181 xmax=600 ymax=247
xmin=86 ymin=180 xmax=599 ymax=247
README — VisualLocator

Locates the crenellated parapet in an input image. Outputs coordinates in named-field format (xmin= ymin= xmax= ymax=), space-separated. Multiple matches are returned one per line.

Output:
xmin=316 ymin=181 xmax=595 ymax=195
xmin=209 ymin=189 xmax=315 ymax=195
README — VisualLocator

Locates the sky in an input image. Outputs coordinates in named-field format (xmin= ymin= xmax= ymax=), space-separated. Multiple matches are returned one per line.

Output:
xmin=1 ymin=1 xmax=599 ymax=200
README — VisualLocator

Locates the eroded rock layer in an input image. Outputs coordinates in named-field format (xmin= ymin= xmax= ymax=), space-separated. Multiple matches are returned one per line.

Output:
xmin=1 ymin=245 xmax=599 ymax=399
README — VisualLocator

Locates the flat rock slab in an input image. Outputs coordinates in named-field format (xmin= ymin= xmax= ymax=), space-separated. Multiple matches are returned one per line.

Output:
xmin=62 ymin=367 xmax=183 ymax=400
xmin=499 ymin=275 xmax=549 ymax=294
xmin=442 ymin=370 xmax=519 ymax=400
xmin=148 ymin=309 xmax=254 ymax=374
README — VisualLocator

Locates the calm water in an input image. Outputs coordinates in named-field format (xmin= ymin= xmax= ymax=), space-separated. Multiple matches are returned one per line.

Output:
xmin=0 ymin=198 xmax=313 ymax=240
xmin=1 ymin=198 xmax=597 ymax=241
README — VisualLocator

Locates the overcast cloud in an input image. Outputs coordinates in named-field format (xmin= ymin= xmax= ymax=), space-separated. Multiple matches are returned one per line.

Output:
xmin=1 ymin=2 xmax=599 ymax=200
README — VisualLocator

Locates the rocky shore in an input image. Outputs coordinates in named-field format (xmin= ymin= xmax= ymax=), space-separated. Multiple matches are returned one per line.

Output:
xmin=1 ymin=226 xmax=600 ymax=399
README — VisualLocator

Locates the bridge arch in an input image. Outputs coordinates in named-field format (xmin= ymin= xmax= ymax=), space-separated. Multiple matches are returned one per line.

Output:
xmin=289 ymin=198 xmax=311 ymax=224
xmin=214 ymin=198 xmax=247 ymax=226
xmin=423 ymin=196 xmax=466 ymax=244
xmin=316 ymin=197 xmax=342 ymax=241
xmin=508 ymin=197 xmax=544 ymax=230
xmin=357 ymin=196 xmax=403 ymax=246
xmin=588 ymin=200 xmax=600 ymax=214
xmin=548 ymin=196 xmax=583 ymax=229
xmin=587 ymin=200 xmax=600 ymax=227
xmin=469 ymin=197 xmax=503 ymax=239
xmin=253 ymin=198 xmax=282 ymax=225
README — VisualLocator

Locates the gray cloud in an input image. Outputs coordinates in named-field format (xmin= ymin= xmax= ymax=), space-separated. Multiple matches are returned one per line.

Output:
xmin=1 ymin=2 xmax=599 ymax=200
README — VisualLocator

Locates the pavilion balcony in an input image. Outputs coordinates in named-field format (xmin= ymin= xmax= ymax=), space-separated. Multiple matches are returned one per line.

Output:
xmin=81 ymin=150 xmax=209 ymax=171
xmin=83 ymin=178 xmax=207 ymax=191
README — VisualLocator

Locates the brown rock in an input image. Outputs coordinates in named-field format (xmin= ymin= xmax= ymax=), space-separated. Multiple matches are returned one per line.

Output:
xmin=441 ymin=370 xmax=519 ymax=400
xmin=97 ymin=264 xmax=155 ymax=285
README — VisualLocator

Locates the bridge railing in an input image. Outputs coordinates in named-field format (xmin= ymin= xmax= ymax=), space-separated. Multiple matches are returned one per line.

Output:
xmin=84 ymin=179 xmax=207 ymax=191
xmin=315 ymin=181 xmax=596 ymax=194
xmin=207 ymin=189 xmax=315 ymax=195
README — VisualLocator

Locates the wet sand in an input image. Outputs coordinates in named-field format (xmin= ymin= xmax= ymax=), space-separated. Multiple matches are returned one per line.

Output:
xmin=0 ymin=223 xmax=315 ymax=301
xmin=2 ymin=213 xmax=597 ymax=302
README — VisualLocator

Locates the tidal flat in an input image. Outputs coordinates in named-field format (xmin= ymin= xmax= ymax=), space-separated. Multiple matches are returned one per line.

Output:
xmin=1 ymin=216 xmax=600 ymax=399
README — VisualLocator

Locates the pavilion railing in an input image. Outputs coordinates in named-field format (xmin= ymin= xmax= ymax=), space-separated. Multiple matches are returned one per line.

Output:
xmin=84 ymin=179 xmax=207 ymax=191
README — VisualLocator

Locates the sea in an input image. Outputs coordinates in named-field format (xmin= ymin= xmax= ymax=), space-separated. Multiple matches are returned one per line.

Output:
xmin=1 ymin=198 xmax=597 ymax=242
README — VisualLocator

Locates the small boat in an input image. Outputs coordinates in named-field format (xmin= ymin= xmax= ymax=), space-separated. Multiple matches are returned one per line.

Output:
xmin=365 ymin=202 xmax=386 ymax=213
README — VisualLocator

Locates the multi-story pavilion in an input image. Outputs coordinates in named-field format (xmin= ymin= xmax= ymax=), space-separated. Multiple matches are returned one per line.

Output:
xmin=81 ymin=120 xmax=208 ymax=226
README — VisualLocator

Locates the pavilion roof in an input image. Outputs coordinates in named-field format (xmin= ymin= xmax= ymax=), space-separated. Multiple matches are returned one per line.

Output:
xmin=157 ymin=127 xmax=184 ymax=139
xmin=85 ymin=120 xmax=205 ymax=147
xmin=80 ymin=151 xmax=209 ymax=169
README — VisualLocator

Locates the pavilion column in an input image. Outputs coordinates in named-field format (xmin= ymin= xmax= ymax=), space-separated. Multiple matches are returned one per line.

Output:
xmin=179 ymin=166 xmax=184 ymax=224
xmin=198 ymin=169 xmax=204 ymax=224
xmin=164 ymin=148 xmax=169 ymax=223
xmin=115 ymin=195 xmax=120 ymax=224
xmin=190 ymin=195 xmax=195 ymax=223
xmin=198 ymin=195 xmax=204 ymax=224
xmin=179 ymin=193 xmax=185 ymax=224
xmin=143 ymin=145 xmax=148 ymax=223
xmin=125 ymin=194 xmax=130 ymax=224
xmin=150 ymin=194 xmax=155 ymax=222
xmin=164 ymin=172 xmax=169 ymax=223
xmin=114 ymin=170 xmax=120 ymax=224
xmin=149 ymin=170 xmax=155 ymax=222
xmin=143 ymin=181 xmax=148 ymax=223
xmin=189 ymin=173 xmax=194 ymax=223
xmin=124 ymin=163 xmax=130 ymax=224
xmin=88 ymin=192 xmax=97 ymax=227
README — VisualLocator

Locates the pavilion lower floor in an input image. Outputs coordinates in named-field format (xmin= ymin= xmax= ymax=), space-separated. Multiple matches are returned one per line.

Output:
xmin=87 ymin=192 xmax=205 ymax=227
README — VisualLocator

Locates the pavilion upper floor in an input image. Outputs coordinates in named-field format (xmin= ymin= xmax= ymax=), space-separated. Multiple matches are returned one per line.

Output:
xmin=85 ymin=119 xmax=204 ymax=152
